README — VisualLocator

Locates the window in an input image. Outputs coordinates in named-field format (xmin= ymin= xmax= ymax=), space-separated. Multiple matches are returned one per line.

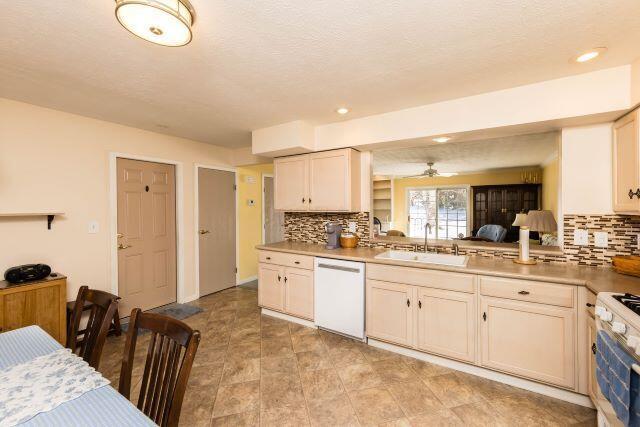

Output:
xmin=407 ymin=187 xmax=468 ymax=239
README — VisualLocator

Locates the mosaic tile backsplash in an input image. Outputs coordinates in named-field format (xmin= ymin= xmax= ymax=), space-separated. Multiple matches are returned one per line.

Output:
xmin=284 ymin=212 xmax=640 ymax=266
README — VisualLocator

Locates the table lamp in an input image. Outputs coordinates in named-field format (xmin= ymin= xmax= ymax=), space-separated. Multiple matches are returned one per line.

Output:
xmin=512 ymin=212 xmax=535 ymax=265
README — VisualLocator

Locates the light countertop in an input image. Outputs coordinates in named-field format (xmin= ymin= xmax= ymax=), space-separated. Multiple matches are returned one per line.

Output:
xmin=256 ymin=241 xmax=640 ymax=296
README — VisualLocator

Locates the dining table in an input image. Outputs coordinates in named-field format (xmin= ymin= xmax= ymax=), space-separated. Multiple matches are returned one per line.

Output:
xmin=0 ymin=325 xmax=155 ymax=426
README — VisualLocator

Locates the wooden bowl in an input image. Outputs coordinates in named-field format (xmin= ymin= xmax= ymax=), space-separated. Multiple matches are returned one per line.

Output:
xmin=340 ymin=234 xmax=359 ymax=248
xmin=612 ymin=255 xmax=640 ymax=277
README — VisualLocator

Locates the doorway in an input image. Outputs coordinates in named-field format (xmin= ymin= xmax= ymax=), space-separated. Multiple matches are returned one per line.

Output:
xmin=116 ymin=158 xmax=177 ymax=315
xmin=263 ymin=174 xmax=285 ymax=243
xmin=198 ymin=167 xmax=237 ymax=297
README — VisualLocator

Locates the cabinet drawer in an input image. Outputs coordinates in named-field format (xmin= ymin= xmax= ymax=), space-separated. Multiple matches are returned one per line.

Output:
xmin=367 ymin=263 xmax=475 ymax=293
xmin=259 ymin=250 xmax=314 ymax=270
xmin=479 ymin=276 xmax=574 ymax=308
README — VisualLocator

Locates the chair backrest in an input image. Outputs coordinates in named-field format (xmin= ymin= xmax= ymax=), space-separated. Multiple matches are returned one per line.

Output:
xmin=477 ymin=224 xmax=507 ymax=242
xmin=67 ymin=285 xmax=119 ymax=370
xmin=119 ymin=309 xmax=201 ymax=427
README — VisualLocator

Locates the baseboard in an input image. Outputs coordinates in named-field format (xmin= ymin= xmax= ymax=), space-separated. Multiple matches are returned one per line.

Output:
xmin=261 ymin=308 xmax=316 ymax=329
xmin=368 ymin=338 xmax=594 ymax=408
xmin=237 ymin=275 xmax=258 ymax=285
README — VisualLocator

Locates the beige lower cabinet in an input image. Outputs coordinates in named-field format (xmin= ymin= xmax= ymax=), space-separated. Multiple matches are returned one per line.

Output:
xmin=284 ymin=267 xmax=314 ymax=320
xmin=587 ymin=315 xmax=599 ymax=401
xmin=480 ymin=295 xmax=576 ymax=389
xmin=258 ymin=263 xmax=285 ymax=312
xmin=258 ymin=251 xmax=314 ymax=321
xmin=417 ymin=287 xmax=475 ymax=363
xmin=366 ymin=280 xmax=415 ymax=347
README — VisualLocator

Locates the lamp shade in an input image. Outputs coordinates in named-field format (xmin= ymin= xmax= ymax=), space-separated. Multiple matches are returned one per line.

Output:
xmin=525 ymin=210 xmax=557 ymax=233
xmin=115 ymin=0 xmax=195 ymax=47
xmin=512 ymin=213 xmax=528 ymax=227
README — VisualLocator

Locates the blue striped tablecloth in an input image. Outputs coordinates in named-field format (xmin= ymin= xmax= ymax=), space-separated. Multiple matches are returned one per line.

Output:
xmin=0 ymin=326 xmax=155 ymax=426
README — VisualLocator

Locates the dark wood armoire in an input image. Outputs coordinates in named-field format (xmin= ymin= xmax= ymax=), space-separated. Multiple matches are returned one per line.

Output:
xmin=471 ymin=184 xmax=541 ymax=242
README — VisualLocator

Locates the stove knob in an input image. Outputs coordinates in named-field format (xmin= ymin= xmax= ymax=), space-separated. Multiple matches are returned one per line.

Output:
xmin=612 ymin=322 xmax=627 ymax=334
xmin=628 ymin=335 xmax=640 ymax=348
xmin=599 ymin=310 xmax=613 ymax=322
xmin=595 ymin=306 xmax=606 ymax=317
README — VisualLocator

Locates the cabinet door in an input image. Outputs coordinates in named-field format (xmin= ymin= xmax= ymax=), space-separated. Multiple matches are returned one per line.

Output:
xmin=284 ymin=267 xmax=314 ymax=320
xmin=417 ymin=288 xmax=475 ymax=363
xmin=366 ymin=280 xmax=415 ymax=347
xmin=309 ymin=149 xmax=351 ymax=211
xmin=613 ymin=110 xmax=640 ymax=213
xmin=587 ymin=315 xmax=600 ymax=401
xmin=274 ymin=155 xmax=309 ymax=211
xmin=258 ymin=263 xmax=285 ymax=312
xmin=480 ymin=296 xmax=575 ymax=389
xmin=487 ymin=188 xmax=506 ymax=226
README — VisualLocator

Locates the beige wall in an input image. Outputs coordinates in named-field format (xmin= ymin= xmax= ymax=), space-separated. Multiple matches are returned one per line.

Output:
xmin=0 ymin=98 xmax=235 ymax=303
xmin=542 ymin=157 xmax=559 ymax=220
xmin=237 ymin=163 xmax=273 ymax=282
xmin=391 ymin=168 xmax=542 ymax=234
xmin=561 ymin=123 xmax=613 ymax=214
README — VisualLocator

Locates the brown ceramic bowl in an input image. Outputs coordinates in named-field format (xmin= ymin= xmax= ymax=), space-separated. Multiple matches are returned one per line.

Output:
xmin=340 ymin=233 xmax=359 ymax=248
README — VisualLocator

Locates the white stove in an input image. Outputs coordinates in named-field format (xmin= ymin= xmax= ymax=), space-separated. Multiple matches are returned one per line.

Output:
xmin=595 ymin=292 xmax=640 ymax=426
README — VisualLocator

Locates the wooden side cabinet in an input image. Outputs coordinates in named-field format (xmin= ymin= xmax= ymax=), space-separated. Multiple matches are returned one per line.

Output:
xmin=366 ymin=280 xmax=415 ymax=347
xmin=0 ymin=275 xmax=67 ymax=345
xmin=613 ymin=108 xmax=640 ymax=213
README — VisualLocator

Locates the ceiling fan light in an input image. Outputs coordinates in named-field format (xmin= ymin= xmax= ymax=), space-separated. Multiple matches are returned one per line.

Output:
xmin=115 ymin=0 xmax=194 ymax=47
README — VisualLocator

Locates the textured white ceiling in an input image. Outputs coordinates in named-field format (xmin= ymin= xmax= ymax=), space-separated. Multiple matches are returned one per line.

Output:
xmin=1 ymin=1 xmax=639 ymax=147
xmin=373 ymin=132 xmax=558 ymax=176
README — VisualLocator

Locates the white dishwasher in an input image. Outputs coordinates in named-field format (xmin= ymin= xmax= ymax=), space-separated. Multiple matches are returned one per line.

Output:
xmin=314 ymin=257 xmax=365 ymax=340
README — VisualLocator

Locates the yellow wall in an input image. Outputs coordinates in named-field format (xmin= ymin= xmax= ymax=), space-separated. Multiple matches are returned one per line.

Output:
xmin=237 ymin=163 xmax=273 ymax=281
xmin=542 ymin=158 xmax=559 ymax=220
xmin=391 ymin=168 xmax=542 ymax=234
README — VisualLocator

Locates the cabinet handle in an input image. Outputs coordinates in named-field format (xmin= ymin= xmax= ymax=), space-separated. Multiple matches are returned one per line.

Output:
xmin=309 ymin=198 xmax=312 ymax=204
xmin=635 ymin=189 xmax=640 ymax=198
xmin=630 ymin=189 xmax=635 ymax=199
xmin=284 ymin=276 xmax=288 ymax=283
xmin=294 ymin=261 xmax=300 ymax=264
xmin=406 ymin=298 xmax=410 ymax=308
xmin=518 ymin=290 xmax=530 ymax=295
xmin=591 ymin=343 xmax=596 ymax=355
xmin=266 ymin=257 xmax=271 ymax=260
xmin=277 ymin=275 xmax=281 ymax=282
xmin=482 ymin=312 xmax=487 ymax=321
xmin=418 ymin=300 xmax=422 ymax=309
xmin=302 ymin=197 xmax=306 ymax=203
xmin=586 ymin=303 xmax=594 ymax=308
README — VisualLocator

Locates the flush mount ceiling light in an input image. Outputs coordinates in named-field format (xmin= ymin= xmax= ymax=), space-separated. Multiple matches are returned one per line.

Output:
xmin=115 ymin=0 xmax=195 ymax=47
xmin=432 ymin=136 xmax=451 ymax=143
xmin=336 ymin=107 xmax=349 ymax=115
xmin=574 ymin=47 xmax=607 ymax=63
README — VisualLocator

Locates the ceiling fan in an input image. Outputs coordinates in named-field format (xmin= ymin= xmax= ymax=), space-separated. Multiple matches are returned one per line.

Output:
xmin=407 ymin=162 xmax=457 ymax=178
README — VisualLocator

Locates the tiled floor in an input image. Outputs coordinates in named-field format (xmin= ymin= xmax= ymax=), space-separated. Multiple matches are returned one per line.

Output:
xmin=99 ymin=286 xmax=596 ymax=426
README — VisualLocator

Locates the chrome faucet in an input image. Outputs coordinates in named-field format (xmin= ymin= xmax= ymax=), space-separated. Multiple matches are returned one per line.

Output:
xmin=423 ymin=223 xmax=432 ymax=253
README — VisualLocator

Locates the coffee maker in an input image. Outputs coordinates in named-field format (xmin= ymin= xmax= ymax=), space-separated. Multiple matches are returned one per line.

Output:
xmin=325 ymin=222 xmax=343 ymax=249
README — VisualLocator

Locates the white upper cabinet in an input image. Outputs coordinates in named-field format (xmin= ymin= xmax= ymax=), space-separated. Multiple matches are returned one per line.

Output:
xmin=274 ymin=148 xmax=361 ymax=212
xmin=613 ymin=108 xmax=640 ymax=213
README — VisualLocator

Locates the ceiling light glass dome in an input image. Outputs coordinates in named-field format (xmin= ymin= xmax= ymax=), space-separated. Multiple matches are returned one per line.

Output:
xmin=115 ymin=0 xmax=195 ymax=47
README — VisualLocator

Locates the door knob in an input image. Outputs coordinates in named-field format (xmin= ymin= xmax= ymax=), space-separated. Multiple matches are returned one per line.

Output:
xmin=117 ymin=233 xmax=124 ymax=239
xmin=117 ymin=244 xmax=132 ymax=250
xmin=199 ymin=229 xmax=210 ymax=235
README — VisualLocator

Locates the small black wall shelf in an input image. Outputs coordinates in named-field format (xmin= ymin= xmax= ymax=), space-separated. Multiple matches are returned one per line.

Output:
xmin=0 ymin=213 xmax=64 ymax=230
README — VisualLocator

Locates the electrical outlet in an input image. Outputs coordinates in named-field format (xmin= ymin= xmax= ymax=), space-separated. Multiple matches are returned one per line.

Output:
xmin=88 ymin=220 xmax=99 ymax=234
xmin=594 ymin=231 xmax=608 ymax=248
xmin=348 ymin=222 xmax=357 ymax=233
xmin=573 ymin=229 xmax=588 ymax=246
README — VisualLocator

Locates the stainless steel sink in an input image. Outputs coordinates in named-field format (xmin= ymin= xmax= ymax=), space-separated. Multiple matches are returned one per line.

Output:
xmin=374 ymin=250 xmax=469 ymax=267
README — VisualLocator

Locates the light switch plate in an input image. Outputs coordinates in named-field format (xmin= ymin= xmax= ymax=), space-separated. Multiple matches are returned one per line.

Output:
xmin=573 ymin=229 xmax=588 ymax=246
xmin=594 ymin=231 xmax=608 ymax=248
xmin=348 ymin=222 xmax=357 ymax=233
xmin=88 ymin=220 xmax=99 ymax=234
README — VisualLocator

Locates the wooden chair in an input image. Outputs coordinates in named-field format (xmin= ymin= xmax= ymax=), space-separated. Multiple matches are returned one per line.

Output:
xmin=67 ymin=286 xmax=119 ymax=370
xmin=118 ymin=308 xmax=201 ymax=427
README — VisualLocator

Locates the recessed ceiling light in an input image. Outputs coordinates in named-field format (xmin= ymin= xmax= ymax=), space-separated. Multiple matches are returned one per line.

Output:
xmin=575 ymin=47 xmax=607 ymax=63
xmin=336 ymin=107 xmax=349 ymax=115
xmin=115 ymin=0 xmax=195 ymax=47
xmin=433 ymin=136 xmax=451 ymax=143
